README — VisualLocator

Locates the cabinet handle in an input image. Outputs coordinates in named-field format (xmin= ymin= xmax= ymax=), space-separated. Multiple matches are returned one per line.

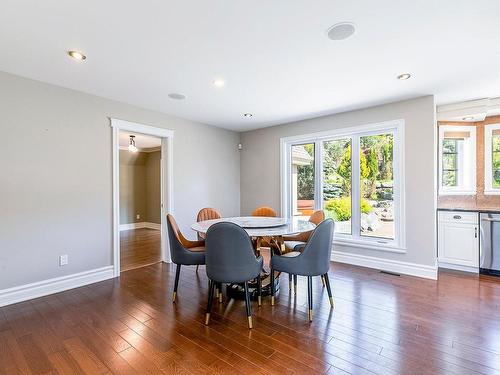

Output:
xmin=453 ymin=215 xmax=462 ymax=220
xmin=475 ymin=227 xmax=477 ymax=238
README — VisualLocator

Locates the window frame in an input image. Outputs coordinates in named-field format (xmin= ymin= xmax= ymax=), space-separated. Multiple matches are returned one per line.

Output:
xmin=438 ymin=125 xmax=476 ymax=196
xmin=280 ymin=119 xmax=406 ymax=252
xmin=484 ymin=123 xmax=500 ymax=195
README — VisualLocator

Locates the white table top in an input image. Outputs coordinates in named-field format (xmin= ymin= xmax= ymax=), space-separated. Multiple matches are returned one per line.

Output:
xmin=191 ymin=216 xmax=315 ymax=237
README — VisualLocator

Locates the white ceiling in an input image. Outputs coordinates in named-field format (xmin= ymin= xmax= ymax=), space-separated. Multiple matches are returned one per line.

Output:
xmin=1 ymin=1 xmax=500 ymax=131
xmin=119 ymin=131 xmax=161 ymax=150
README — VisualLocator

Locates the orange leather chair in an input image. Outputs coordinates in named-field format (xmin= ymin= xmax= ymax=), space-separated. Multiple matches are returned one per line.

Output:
xmin=196 ymin=208 xmax=221 ymax=240
xmin=251 ymin=206 xmax=277 ymax=250
xmin=283 ymin=210 xmax=325 ymax=250
xmin=252 ymin=206 xmax=277 ymax=217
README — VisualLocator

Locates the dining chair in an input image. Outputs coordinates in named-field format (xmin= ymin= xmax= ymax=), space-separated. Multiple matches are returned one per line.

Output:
xmin=195 ymin=207 xmax=221 ymax=280
xmin=204 ymin=222 xmax=263 ymax=329
xmin=166 ymin=214 xmax=205 ymax=303
xmin=283 ymin=210 xmax=325 ymax=293
xmin=196 ymin=208 xmax=222 ymax=240
xmin=270 ymin=219 xmax=334 ymax=322
xmin=252 ymin=206 xmax=277 ymax=217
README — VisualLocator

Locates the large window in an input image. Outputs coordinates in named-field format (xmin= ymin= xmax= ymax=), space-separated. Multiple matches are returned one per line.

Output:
xmin=438 ymin=125 xmax=476 ymax=195
xmin=484 ymin=123 xmax=500 ymax=194
xmin=282 ymin=120 xmax=405 ymax=250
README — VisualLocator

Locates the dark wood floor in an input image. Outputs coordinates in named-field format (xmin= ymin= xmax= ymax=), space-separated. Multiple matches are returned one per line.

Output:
xmin=120 ymin=228 xmax=161 ymax=272
xmin=1 ymin=262 xmax=500 ymax=374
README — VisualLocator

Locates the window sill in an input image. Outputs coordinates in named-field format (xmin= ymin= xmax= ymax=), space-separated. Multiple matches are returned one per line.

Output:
xmin=439 ymin=190 xmax=476 ymax=196
xmin=484 ymin=189 xmax=500 ymax=195
xmin=333 ymin=238 xmax=406 ymax=254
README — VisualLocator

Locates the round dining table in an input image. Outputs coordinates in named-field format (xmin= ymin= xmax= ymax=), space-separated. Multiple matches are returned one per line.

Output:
xmin=191 ymin=216 xmax=316 ymax=299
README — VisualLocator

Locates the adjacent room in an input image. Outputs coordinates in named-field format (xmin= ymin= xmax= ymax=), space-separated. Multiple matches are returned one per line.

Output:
xmin=1 ymin=1 xmax=499 ymax=374
xmin=119 ymin=131 xmax=162 ymax=272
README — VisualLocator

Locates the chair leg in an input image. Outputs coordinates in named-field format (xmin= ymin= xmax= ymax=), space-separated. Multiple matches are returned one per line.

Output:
xmin=270 ymin=268 xmax=275 ymax=306
xmin=257 ymin=275 xmax=262 ymax=307
xmin=196 ymin=265 xmax=199 ymax=273
xmin=323 ymin=273 xmax=334 ymax=308
xmin=321 ymin=274 xmax=325 ymax=287
xmin=288 ymin=273 xmax=293 ymax=292
xmin=307 ymin=276 xmax=313 ymax=322
xmin=173 ymin=264 xmax=181 ymax=302
xmin=293 ymin=274 xmax=297 ymax=294
xmin=243 ymin=282 xmax=253 ymax=329
xmin=218 ymin=283 xmax=223 ymax=303
xmin=205 ymin=280 xmax=216 ymax=325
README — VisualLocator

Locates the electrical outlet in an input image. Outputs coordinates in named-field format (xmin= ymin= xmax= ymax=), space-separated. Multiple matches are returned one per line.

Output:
xmin=136 ymin=214 xmax=140 ymax=220
xmin=59 ymin=254 xmax=68 ymax=266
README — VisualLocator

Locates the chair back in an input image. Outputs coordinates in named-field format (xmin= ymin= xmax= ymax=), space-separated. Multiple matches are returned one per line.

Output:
xmin=309 ymin=210 xmax=325 ymax=225
xmin=290 ymin=210 xmax=325 ymax=242
xmin=197 ymin=208 xmax=221 ymax=240
xmin=197 ymin=207 xmax=221 ymax=222
xmin=252 ymin=206 xmax=277 ymax=217
xmin=300 ymin=219 xmax=334 ymax=276
xmin=205 ymin=222 xmax=262 ymax=283
xmin=166 ymin=214 xmax=191 ymax=264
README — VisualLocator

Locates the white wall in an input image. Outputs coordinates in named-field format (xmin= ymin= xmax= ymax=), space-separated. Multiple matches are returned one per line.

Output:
xmin=240 ymin=96 xmax=437 ymax=270
xmin=0 ymin=71 xmax=240 ymax=290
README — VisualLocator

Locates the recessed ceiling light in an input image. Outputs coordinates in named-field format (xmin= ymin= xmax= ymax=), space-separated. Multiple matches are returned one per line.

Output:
xmin=168 ymin=93 xmax=186 ymax=100
xmin=462 ymin=116 xmax=474 ymax=121
xmin=213 ymin=79 xmax=225 ymax=87
xmin=326 ymin=22 xmax=356 ymax=41
xmin=243 ymin=113 xmax=253 ymax=118
xmin=68 ymin=50 xmax=86 ymax=61
xmin=397 ymin=73 xmax=411 ymax=80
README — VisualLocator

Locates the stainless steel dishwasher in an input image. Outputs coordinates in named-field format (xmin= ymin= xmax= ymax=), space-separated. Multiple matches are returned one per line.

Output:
xmin=480 ymin=212 xmax=500 ymax=276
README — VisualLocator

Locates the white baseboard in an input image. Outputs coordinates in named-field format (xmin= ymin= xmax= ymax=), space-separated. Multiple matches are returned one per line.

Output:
xmin=438 ymin=261 xmax=478 ymax=273
xmin=331 ymin=251 xmax=438 ymax=280
xmin=0 ymin=266 xmax=114 ymax=307
xmin=120 ymin=222 xmax=144 ymax=231
xmin=120 ymin=222 xmax=161 ymax=231
xmin=144 ymin=222 xmax=161 ymax=230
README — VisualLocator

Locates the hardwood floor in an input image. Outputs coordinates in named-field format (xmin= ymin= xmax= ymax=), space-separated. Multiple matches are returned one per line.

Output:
xmin=120 ymin=228 xmax=161 ymax=272
xmin=1 ymin=262 xmax=500 ymax=374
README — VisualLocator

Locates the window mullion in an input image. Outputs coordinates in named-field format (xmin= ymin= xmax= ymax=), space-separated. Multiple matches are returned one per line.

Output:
xmin=315 ymin=140 xmax=323 ymax=211
xmin=351 ymin=135 xmax=361 ymax=239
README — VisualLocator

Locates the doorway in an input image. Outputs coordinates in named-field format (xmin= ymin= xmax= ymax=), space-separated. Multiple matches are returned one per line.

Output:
xmin=119 ymin=131 xmax=162 ymax=271
xmin=111 ymin=119 xmax=174 ymax=277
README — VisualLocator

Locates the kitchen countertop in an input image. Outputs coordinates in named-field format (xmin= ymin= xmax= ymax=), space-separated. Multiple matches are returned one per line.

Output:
xmin=437 ymin=206 xmax=500 ymax=213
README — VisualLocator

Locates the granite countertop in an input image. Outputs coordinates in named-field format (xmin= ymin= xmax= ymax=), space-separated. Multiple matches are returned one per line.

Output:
xmin=437 ymin=206 xmax=500 ymax=213
xmin=438 ymin=194 xmax=500 ymax=213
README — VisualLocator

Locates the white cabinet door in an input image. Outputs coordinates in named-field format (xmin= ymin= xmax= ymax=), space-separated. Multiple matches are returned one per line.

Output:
xmin=438 ymin=221 xmax=479 ymax=268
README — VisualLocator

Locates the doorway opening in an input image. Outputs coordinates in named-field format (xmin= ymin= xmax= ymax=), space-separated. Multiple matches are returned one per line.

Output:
xmin=119 ymin=131 xmax=162 ymax=271
xmin=111 ymin=119 xmax=174 ymax=277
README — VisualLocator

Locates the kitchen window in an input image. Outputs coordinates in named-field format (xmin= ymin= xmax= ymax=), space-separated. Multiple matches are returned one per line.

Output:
xmin=484 ymin=123 xmax=500 ymax=194
xmin=280 ymin=120 xmax=405 ymax=251
xmin=438 ymin=125 xmax=476 ymax=195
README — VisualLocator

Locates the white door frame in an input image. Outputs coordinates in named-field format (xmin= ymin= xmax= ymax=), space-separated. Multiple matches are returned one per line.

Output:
xmin=111 ymin=118 xmax=174 ymax=277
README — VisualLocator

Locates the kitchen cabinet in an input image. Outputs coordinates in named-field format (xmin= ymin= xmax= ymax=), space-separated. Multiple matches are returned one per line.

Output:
xmin=438 ymin=211 xmax=479 ymax=272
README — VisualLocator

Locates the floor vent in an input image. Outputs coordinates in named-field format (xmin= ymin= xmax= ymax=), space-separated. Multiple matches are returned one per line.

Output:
xmin=380 ymin=270 xmax=401 ymax=277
